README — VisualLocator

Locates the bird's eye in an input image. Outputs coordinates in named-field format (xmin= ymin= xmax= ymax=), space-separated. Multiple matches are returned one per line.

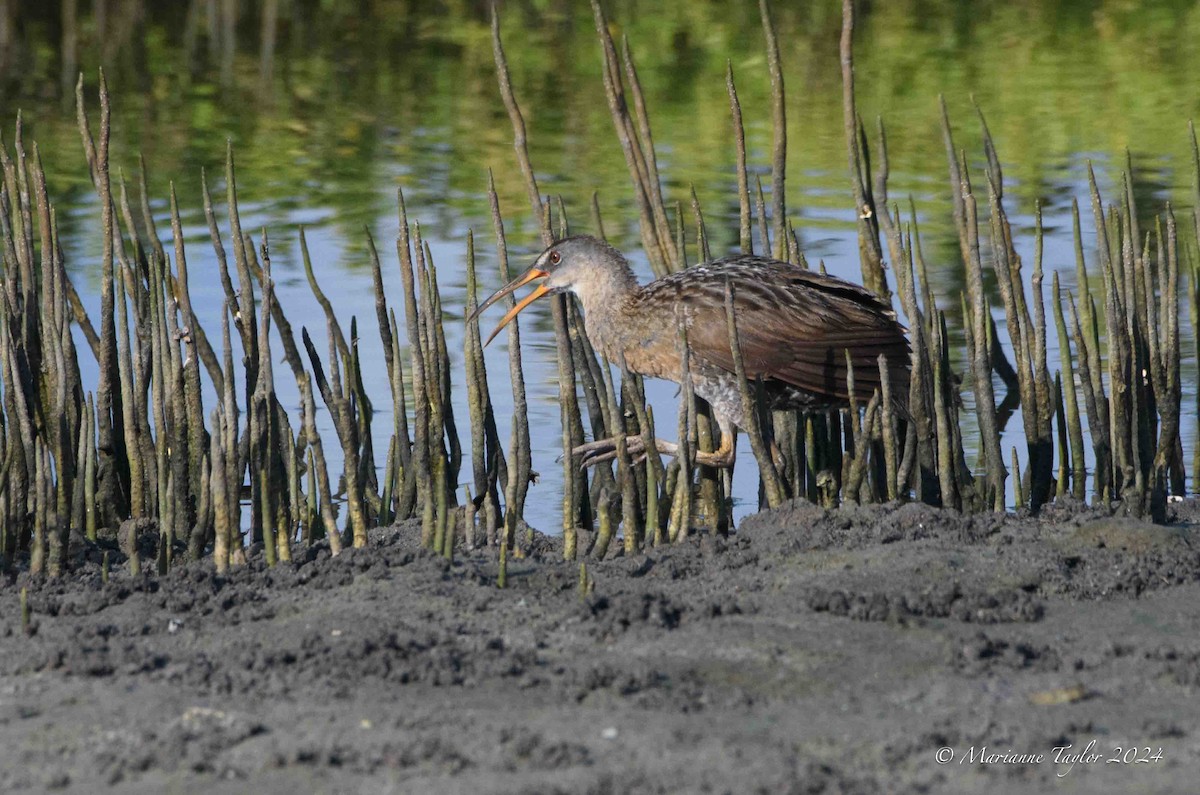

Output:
xmin=549 ymin=251 xmax=561 ymax=265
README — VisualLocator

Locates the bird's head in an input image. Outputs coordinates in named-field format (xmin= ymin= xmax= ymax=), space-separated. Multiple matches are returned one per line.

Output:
xmin=470 ymin=236 xmax=633 ymax=345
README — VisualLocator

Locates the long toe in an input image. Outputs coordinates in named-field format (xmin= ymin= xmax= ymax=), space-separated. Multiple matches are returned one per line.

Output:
xmin=652 ymin=439 xmax=680 ymax=458
xmin=693 ymin=448 xmax=735 ymax=469
xmin=573 ymin=437 xmax=620 ymax=456
xmin=579 ymin=447 xmax=617 ymax=468
xmin=576 ymin=435 xmax=650 ymax=469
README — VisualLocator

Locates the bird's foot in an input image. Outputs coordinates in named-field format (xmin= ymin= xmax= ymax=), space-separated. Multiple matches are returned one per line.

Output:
xmin=573 ymin=435 xmax=653 ymax=468
xmin=693 ymin=444 xmax=735 ymax=469
xmin=573 ymin=435 xmax=735 ymax=469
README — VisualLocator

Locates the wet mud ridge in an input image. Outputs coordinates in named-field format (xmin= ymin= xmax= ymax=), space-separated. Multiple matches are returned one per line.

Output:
xmin=2 ymin=500 xmax=1200 ymax=794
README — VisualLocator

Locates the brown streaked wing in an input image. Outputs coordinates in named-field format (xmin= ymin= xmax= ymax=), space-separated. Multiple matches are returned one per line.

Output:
xmin=642 ymin=257 xmax=910 ymax=404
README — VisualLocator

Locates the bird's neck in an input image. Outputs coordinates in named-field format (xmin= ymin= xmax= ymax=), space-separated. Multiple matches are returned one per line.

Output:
xmin=572 ymin=261 xmax=640 ymax=361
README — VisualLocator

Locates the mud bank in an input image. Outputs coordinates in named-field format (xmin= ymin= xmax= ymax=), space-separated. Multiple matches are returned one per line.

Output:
xmin=2 ymin=500 xmax=1199 ymax=793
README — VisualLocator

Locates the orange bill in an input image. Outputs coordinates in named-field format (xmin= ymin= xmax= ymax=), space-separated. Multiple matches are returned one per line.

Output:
xmin=484 ymin=283 xmax=550 ymax=346
xmin=469 ymin=267 xmax=551 ymax=346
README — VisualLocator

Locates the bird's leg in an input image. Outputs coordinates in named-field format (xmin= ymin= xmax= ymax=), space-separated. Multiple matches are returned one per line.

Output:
xmin=692 ymin=429 xmax=735 ymax=468
xmin=688 ymin=411 xmax=737 ymax=469
xmin=769 ymin=438 xmax=787 ymax=475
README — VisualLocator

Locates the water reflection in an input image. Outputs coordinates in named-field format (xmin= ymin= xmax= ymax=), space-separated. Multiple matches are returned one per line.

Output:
xmin=2 ymin=0 xmax=1198 ymax=530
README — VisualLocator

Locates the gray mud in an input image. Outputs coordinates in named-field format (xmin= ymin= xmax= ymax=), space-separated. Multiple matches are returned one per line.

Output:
xmin=2 ymin=500 xmax=1199 ymax=793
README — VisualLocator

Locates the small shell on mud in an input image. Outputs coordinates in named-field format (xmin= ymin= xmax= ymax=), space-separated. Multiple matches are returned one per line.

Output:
xmin=1028 ymin=685 xmax=1087 ymax=706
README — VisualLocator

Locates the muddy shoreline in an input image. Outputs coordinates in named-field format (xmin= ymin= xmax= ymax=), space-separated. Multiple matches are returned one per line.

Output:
xmin=2 ymin=500 xmax=1199 ymax=793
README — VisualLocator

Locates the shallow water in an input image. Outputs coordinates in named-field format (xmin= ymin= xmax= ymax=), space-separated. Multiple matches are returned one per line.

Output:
xmin=2 ymin=0 xmax=1198 ymax=532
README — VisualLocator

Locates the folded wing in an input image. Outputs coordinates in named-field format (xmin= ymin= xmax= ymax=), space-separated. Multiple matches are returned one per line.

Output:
xmin=642 ymin=258 xmax=911 ymax=405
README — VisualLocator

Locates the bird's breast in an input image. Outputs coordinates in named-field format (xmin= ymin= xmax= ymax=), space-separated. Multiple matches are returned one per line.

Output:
xmin=583 ymin=304 xmax=683 ymax=382
xmin=621 ymin=342 xmax=682 ymax=382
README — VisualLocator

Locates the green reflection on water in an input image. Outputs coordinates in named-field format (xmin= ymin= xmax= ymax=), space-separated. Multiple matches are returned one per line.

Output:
xmin=2 ymin=0 xmax=1198 ymax=526
xmin=5 ymin=0 xmax=1200 ymax=249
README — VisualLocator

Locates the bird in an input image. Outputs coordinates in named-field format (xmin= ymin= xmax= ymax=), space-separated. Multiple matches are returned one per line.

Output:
xmin=471 ymin=235 xmax=910 ymax=468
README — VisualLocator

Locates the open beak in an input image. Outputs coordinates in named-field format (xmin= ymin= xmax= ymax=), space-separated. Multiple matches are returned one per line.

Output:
xmin=468 ymin=267 xmax=551 ymax=346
